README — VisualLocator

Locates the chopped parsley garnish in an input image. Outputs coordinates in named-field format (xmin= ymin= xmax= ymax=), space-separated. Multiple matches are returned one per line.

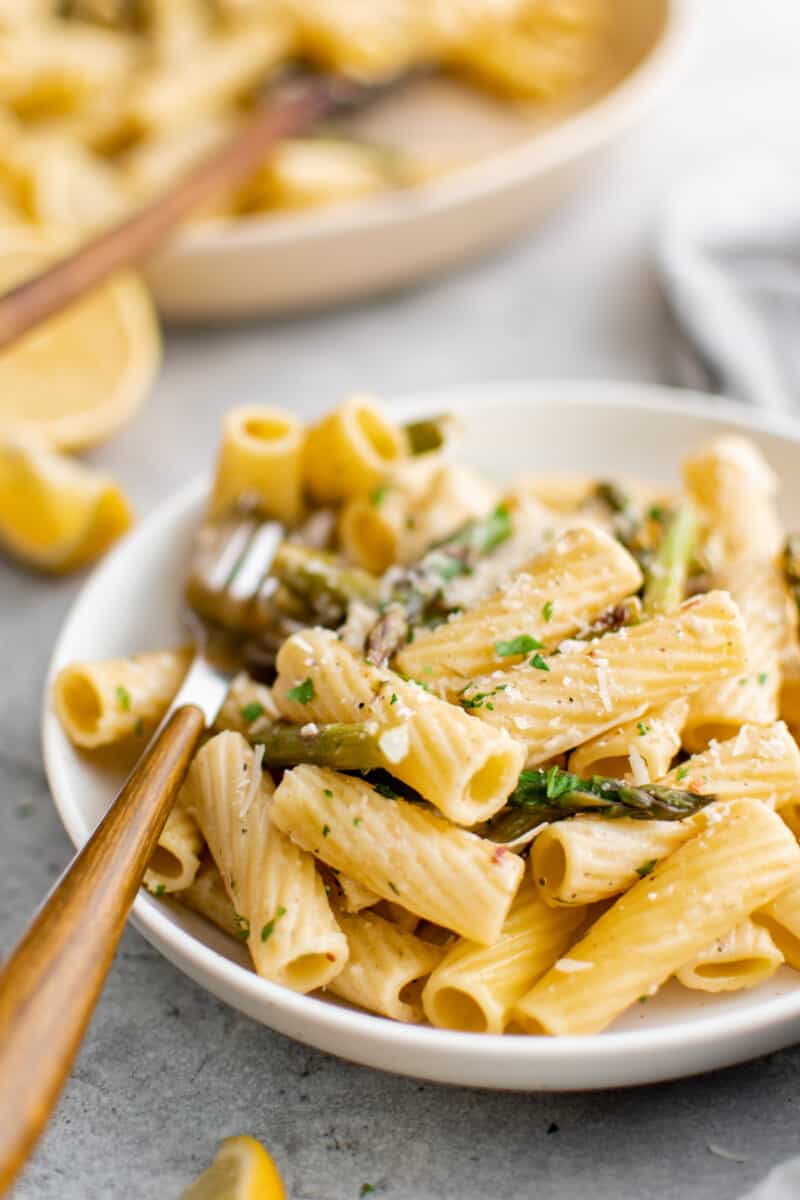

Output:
xmin=240 ymin=701 xmax=264 ymax=723
xmin=480 ymin=504 xmax=513 ymax=552
xmin=369 ymin=486 xmax=387 ymax=507
xmin=542 ymin=600 xmax=555 ymax=622
xmin=236 ymin=915 xmax=250 ymax=941
xmin=154 ymin=884 xmax=166 ymax=896
xmin=322 ymin=824 xmax=331 ymax=838
xmin=324 ymin=788 xmax=334 ymax=798
xmin=529 ymin=652 xmax=550 ymax=671
xmin=647 ymin=505 xmax=666 ymax=524
xmin=435 ymin=558 xmax=471 ymax=582
xmin=495 ymin=634 xmax=543 ymax=657
xmin=260 ymin=906 xmax=287 ymax=943
xmin=676 ymin=765 xmax=689 ymax=781
xmin=411 ymin=678 xmax=430 ymax=692
xmin=638 ymin=995 xmax=649 ymax=1004
xmin=353 ymin=817 xmax=363 ymax=827
xmin=134 ymin=717 xmax=144 ymax=737
xmin=460 ymin=683 xmax=508 ymax=711
xmin=637 ymin=721 xmax=649 ymax=737
xmin=287 ymin=677 xmax=315 ymax=704
xmin=758 ymin=672 xmax=768 ymax=686
xmin=390 ymin=693 xmax=398 ymax=705
xmin=360 ymin=1187 xmax=376 ymax=1197
xmin=738 ymin=677 xmax=748 ymax=687
xmin=636 ymin=859 xmax=657 ymax=878
xmin=545 ymin=764 xmax=574 ymax=800
xmin=388 ymin=882 xmax=400 ymax=895
xmin=116 ymin=685 xmax=131 ymax=712
xmin=373 ymin=780 xmax=399 ymax=800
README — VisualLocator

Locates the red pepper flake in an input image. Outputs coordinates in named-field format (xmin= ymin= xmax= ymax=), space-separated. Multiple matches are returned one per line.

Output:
xmin=688 ymin=780 xmax=704 ymax=794
xmin=326 ymin=953 xmax=336 ymax=962
xmin=492 ymin=846 xmax=508 ymax=865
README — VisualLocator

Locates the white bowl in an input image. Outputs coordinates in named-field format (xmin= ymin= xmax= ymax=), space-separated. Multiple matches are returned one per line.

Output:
xmin=145 ymin=0 xmax=691 ymax=319
xmin=42 ymin=380 xmax=800 ymax=1090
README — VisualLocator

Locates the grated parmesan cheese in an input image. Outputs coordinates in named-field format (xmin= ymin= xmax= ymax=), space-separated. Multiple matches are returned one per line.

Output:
xmin=237 ymin=742 xmax=264 ymax=820
xmin=378 ymin=724 xmax=410 ymax=763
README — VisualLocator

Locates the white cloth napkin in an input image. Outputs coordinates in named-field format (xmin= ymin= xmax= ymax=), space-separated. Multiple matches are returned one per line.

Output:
xmin=655 ymin=153 xmax=800 ymax=413
xmin=740 ymin=1158 xmax=800 ymax=1200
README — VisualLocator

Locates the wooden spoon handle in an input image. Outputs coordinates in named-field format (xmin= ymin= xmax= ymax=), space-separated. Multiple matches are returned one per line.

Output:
xmin=0 ymin=76 xmax=354 ymax=351
xmin=0 ymin=704 xmax=206 ymax=1196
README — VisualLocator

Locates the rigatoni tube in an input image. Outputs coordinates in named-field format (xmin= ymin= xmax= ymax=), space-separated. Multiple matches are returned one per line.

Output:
xmin=270 ymin=766 xmax=524 ymax=944
xmin=209 ymin=404 xmax=305 ymax=526
xmin=461 ymin=591 xmax=746 ymax=766
xmin=303 ymin=394 xmax=408 ymax=504
xmin=422 ymin=881 xmax=586 ymax=1034
xmin=514 ymin=800 xmax=800 ymax=1035
xmin=756 ymin=878 xmax=800 ymax=970
xmin=395 ymin=524 xmax=642 ymax=687
xmin=53 ymin=646 xmax=192 ymax=748
xmin=568 ymin=698 xmax=688 ymax=783
xmin=327 ymin=910 xmax=444 ymax=1023
xmin=144 ymin=804 xmax=203 ymax=895
xmin=185 ymin=732 xmax=347 ymax=993
xmin=674 ymin=919 xmax=783 ymax=993
xmin=533 ymin=722 xmax=800 ymax=907
xmin=273 ymin=627 xmax=525 ymax=825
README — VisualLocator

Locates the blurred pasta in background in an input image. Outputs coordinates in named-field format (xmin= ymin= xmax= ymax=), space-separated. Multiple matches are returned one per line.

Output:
xmin=0 ymin=0 xmax=609 ymax=236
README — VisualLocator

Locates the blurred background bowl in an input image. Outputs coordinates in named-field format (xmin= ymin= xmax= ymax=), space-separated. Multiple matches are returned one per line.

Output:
xmin=144 ymin=0 xmax=691 ymax=321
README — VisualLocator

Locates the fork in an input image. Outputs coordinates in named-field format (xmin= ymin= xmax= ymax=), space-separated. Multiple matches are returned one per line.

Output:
xmin=0 ymin=512 xmax=284 ymax=1195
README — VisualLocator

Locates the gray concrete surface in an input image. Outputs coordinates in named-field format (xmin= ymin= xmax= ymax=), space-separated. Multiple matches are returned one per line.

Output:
xmin=3 ymin=2 xmax=800 ymax=1196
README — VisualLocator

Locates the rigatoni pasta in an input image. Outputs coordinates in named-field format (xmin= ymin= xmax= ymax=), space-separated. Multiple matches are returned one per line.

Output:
xmin=327 ymin=909 xmax=444 ymax=1022
xmin=209 ymin=404 xmax=305 ymax=526
xmin=185 ymin=732 xmax=347 ymax=992
xmin=0 ymin=1 xmax=609 ymax=236
xmin=395 ymin=524 xmax=642 ymax=687
xmin=273 ymin=626 xmax=525 ymax=825
xmin=52 ymin=646 xmax=191 ymax=748
xmin=514 ymin=801 xmax=800 ymax=1035
xmin=53 ymin=400 xmax=800 ymax=1037
xmin=568 ymin=698 xmax=687 ymax=783
xmin=422 ymin=881 xmax=586 ymax=1033
xmin=461 ymin=591 xmax=747 ymax=765
xmin=270 ymin=765 xmax=524 ymax=944
xmin=533 ymin=722 xmax=800 ymax=907
xmin=675 ymin=919 xmax=783 ymax=994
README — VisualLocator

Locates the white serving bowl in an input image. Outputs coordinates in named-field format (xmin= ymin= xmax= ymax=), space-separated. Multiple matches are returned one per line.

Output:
xmin=43 ymin=380 xmax=800 ymax=1090
xmin=145 ymin=0 xmax=690 ymax=319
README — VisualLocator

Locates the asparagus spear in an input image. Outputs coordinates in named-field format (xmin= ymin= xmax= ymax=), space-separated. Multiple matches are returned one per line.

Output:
xmin=482 ymin=765 xmax=715 ymax=844
xmin=404 ymin=414 xmax=453 ymax=456
xmin=588 ymin=483 xmax=669 ymax=570
xmin=272 ymin=543 xmax=380 ymax=621
xmin=365 ymin=504 xmax=513 ymax=664
xmin=248 ymin=721 xmax=384 ymax=770
xmin=642 ymin=502 xmax=697 ymax=616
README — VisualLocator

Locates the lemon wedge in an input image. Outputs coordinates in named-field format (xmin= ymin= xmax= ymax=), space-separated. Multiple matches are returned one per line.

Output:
xmin=181 ymin=1136 xmax=286 ymax=1200
xmin=0 ymin=427 xmax=132 ymax=572
xmin=0 ymin=229 xmax=160 ymax=450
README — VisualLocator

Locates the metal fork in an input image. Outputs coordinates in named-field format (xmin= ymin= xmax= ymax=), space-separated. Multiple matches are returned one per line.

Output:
xmin=0 ymin=511 xmax=284 ymax=1195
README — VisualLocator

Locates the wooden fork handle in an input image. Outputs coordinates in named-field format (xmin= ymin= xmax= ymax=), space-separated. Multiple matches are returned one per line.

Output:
xmin=0 ymin=704 xmax=206 ymax=1195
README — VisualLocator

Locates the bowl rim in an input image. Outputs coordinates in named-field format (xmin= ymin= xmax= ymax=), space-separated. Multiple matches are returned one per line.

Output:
xmin=164 ymin=0 xmax=694 ymax=254
xmin=41 ymin=378 xmax=800 ymax=1076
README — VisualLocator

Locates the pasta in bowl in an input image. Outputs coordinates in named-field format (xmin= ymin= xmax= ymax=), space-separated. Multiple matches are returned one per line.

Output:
xmin=0 ymin=1 xmax=687 ymax=315
xmin=43 ymin=382 xmax=800 ymax=1089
